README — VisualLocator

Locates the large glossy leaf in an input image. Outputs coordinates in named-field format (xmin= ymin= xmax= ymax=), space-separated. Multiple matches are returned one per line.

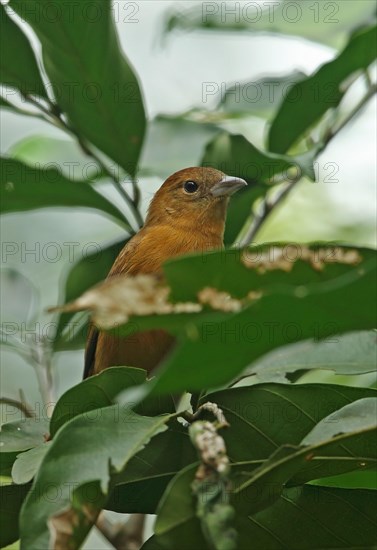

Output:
xmin=0 ymin=5 xmax=47 ymax=99
xmin=201 ymin=384 xmax=377 ymax=486
xmin=283 ymin=397 xmax=377 ymax=486
xmin=269 ymin=25 xmax=377 ymax=153
xmin=163 ymin=243 xmax=363 ymax=303
xmin=0 ymin=482 xmax=30 ymax=548
xmin=237 ymin=485 xmax=377 ymax=549
xmin=19 ymin=407 xmax=173 ymax=550
xmin=112 ymin=245 xmax=376 ymax=395
xmin=302 ymin=397 xmax=377 ymax=445
xmin=153 ymin=452 xmax=315 ymax=549
xmin=106 ymin=421 xmax=197 ymax=514
xmin=245 ymin=330 xmax=377 ymax=383
xmin=50 ymin=367 xmax=174 ymax=437
xmin=10 ymin=0 xmax=146 ymax=177
xmin=53 ymin=238 xmax=126 ymax=351
xmin=200 ymin=384 xmax=377 ymax=462
xmin=0 ymin=157 xmax=128 ymax=227
xmin=233 ymin=427 xmax=377 ymax=515
xmin=116 ymin=385 xmax=376 ymax=515
xmin=154 ymin=427 xmax=377 ymax=549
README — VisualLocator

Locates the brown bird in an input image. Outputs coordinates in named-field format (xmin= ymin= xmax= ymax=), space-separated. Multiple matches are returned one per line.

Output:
xmin=84 ymin=166 xmax=247 ymax=379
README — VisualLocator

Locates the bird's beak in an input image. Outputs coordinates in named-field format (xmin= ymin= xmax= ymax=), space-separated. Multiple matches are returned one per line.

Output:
xmin=211 ymin=175 xmax=247 ymax=197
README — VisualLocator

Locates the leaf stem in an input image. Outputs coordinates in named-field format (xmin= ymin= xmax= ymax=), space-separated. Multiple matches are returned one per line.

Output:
xmin=237 ymin=84 xmax=377 ymax=248
xmin=22 ymin=95 xmax=143 ymax=232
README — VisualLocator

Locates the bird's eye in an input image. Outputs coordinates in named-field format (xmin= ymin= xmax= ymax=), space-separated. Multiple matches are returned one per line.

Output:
xmin=183 ymin=180 xmax=198 ymax=194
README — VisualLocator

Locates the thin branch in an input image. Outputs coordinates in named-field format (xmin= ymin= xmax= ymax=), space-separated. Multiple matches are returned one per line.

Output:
xmin=237 ymin=175 xmax=299 ymax=247
xmin=364 ymin=68 xmax=373 ymax=89
xmin=237 ymin=84 xmax=377 ymax=248
xmin=30 ymin=341 xmax=55 ymax=414
xmin=0 ymin=396 xmax=35 ymax=418
xmin=22 ymin=95 xmax=143 ymax=231
xmin=96 ymin=512 xmax=145 ymax=550
xmin=317 ymin=83 xmax=377 ymax=155
xmin=1 ymin=94 xmax=52 ymax=124
xmin=75 ymin=141 xmax=143 ymax=230
xmin=131 ymin=178 xmax=141 ymax=208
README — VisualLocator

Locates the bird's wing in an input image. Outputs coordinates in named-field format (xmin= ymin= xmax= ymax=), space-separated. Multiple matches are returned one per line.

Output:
xmin=83 ymin=232 xmax=145 ymax=379
xmin=83 ymin=225 xmax=196 ymax=378
xmin=84 ymin=325 xmax=99 ymax=379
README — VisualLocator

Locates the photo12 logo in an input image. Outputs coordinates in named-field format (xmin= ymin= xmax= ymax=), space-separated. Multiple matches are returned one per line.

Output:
xmin=201 ymin=2 xmax=340 ymax=25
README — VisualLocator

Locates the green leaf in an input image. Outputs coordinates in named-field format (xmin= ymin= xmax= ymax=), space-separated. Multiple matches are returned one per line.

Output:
xmin=269 ymin=25 xmax=377 ymax=153
xmin=0 ymin=482 xmax=30 ymax=548
xmin=232 ymin=445 xmax=310 ymax=515
xmin=237 ymin=485 xmax=377 ymax=549
xmin=118 ymin=245 xmax=376 ymax=395
xmin=223 ymin=184 xmax=265 ymax=246
xmin=10 ymin=0 xmax=146 ymax=177
xmin=0 ymin=157 xmax=128 ymax=227
xmin=202 ymin=132 xmax=315 ymax=185
xmin=50 ymin=367 xmax=174 ymax=437
xmin=0 ymin=5 xmax=47 ymax=99
xmin=201 ymin=384 xmax=377 ymax=487
xmin=233 ymin=425 xmax=376 ymax=514
xmin=154 ymin=463 xmax=206 ymax=550
xmin=0 ymin=417 xmax=48 ymax=477
xmin=310 ymin=469 xmax=377 ymax=491
xmin=53 ymin=238 xmax=126 ymax=351
xmin=9 ymin=135 xmax=104 ymax=181
xmin=106 ymin=422 xmax=196 ymax=514
xmin=246 ymin=330 xmax=377 ymax=383
xmin=20 ymin=407 xmax=173 ymax=549
xmin=154 ymin=425 xmax=377 ymax=548
xmin=154 ymin=451 xmax=310 ymax=548
xmin=11 ymin=444 xmax=49 ymax=485
xmin=141 ymin=536 xmax=165 ymax=550
xmin=201 ymin=132 xmax=315 ymax=245
xmin=162 ymin=243 xmax=363 ymax=302
xmin=302 ymin=397 xmax=377 ymax=445
xmin=0 ymin=418 xmax=49 ymax=453
xmin=200 ymin=384 xmax=377 ymax=461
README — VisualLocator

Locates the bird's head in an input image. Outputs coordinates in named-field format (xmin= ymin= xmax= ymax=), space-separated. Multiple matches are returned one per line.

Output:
xmin=145 ymin=167 xmax=247 ymax=233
